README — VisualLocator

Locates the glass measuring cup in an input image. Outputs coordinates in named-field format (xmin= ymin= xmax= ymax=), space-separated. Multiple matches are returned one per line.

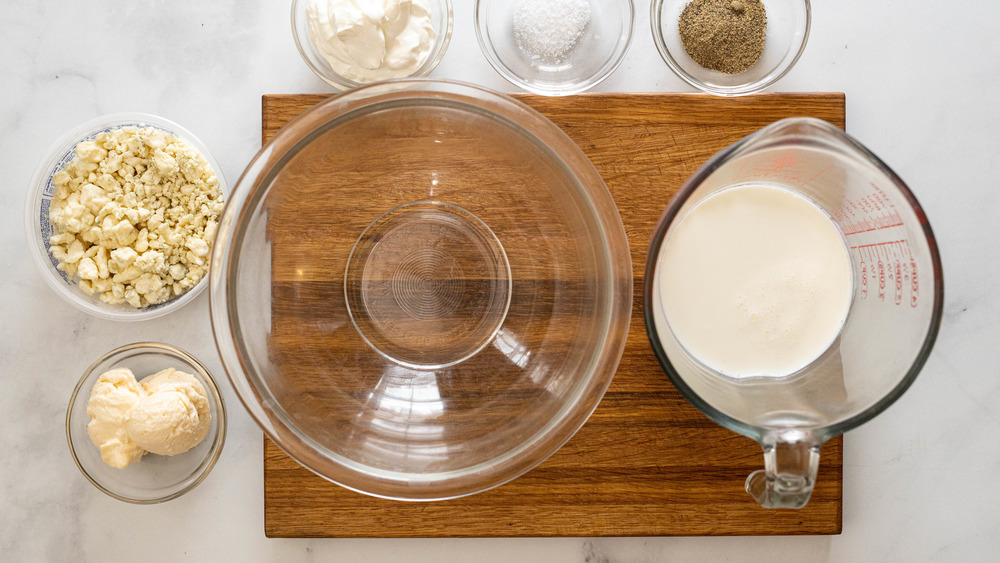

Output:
xmin=645 ymin=118 xmax=943 ymax=509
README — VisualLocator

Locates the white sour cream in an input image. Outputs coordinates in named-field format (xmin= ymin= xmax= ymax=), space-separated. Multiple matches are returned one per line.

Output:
xmin=306 ymin=0 xmax=437 ymax=83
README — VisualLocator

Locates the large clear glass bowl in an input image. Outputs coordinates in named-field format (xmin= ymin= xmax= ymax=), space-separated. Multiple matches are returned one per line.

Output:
xmin=210 ymin=80 xmax=632 ymax=500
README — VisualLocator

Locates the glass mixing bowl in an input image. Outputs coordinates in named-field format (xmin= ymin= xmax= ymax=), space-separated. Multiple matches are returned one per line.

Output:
xmin=210 ymin=80 xmax=632 ymax=500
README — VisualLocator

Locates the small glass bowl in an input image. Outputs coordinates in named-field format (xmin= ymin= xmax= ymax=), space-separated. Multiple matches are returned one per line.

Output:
xmin=66 ymin=342 xmax=227 ymax=504
xmin=651 ymin=0 xmax=810 ymax=96
xmin=24 ymin=113 xmax=228 ymax=321
xmin=291 ymin=0 xmax=454 ymax=90
xmin=476 ymin=0 xmax=635 ymax=96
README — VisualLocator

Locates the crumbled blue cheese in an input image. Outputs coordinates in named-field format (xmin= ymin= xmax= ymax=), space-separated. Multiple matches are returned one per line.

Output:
xmin=48 ymin=126 xmax=223 ymax=308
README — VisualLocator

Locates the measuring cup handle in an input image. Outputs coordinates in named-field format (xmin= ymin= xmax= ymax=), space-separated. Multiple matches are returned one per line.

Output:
xmin=745 ymin=430 xmax=823 ymax=509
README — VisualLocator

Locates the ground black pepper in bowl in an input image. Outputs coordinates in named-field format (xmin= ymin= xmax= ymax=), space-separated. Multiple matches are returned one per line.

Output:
xmin=678 ymin=0 xmax=766 ymax=74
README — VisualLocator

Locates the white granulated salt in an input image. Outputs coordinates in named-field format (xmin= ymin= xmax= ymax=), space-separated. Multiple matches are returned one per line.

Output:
xmin=513 ymin=0 xmax=592 ymax=64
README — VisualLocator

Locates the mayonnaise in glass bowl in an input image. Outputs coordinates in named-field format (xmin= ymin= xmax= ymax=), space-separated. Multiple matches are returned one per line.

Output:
xmin=66 ymin=342 xmax=227 ymax=504
xmin=292 ymin=0 xmax=454 ymax=90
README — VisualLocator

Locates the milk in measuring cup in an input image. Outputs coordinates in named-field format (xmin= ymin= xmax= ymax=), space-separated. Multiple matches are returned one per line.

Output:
xmin=657 ymin=184 xmax=853 ymax=378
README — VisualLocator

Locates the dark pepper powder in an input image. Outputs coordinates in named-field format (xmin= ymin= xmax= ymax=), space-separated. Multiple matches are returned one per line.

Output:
xmin=678 ymin=0 xmax=767 ymax=74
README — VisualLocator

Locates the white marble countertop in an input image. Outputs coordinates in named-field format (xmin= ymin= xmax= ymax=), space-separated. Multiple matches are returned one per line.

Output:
xmin=2 ymin=0 xmax=997 ymax=560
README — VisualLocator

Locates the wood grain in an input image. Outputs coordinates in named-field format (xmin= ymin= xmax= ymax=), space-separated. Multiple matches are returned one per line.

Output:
xmin=262 ymin=92 xmax=846 ymax=538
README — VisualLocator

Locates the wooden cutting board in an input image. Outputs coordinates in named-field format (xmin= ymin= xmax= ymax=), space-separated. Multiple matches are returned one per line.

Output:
xmin=262 ymin=92 xmax=846 ymax=538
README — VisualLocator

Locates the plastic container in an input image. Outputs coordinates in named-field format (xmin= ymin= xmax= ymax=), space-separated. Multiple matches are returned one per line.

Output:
xmin=25 ymin=113 xmax=227 ymax=321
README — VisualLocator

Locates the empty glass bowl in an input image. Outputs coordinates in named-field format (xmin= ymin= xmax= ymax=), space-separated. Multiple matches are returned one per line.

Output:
xmin=651 ymin=0 xmax=810 ymax=96
xmin=66 ymin=342 xmax=227 ymax=503
xmin=210 ymin=80 xmax=633 ymax=500
xmin=476 ymin=0 xmax=635 ymax=96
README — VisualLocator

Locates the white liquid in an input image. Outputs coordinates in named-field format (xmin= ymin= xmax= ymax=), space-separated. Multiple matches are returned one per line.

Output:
xmin=657 ymin=185 xmax=854 ymax=378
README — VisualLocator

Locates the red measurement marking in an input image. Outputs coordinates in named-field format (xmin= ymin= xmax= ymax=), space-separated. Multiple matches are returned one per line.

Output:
xmin=878 ymin=258 xmax=886 ymax=301
xmin=797 ymin=163 xmax=835 ymax=188
xmin=851 ymin=240 xmax=918 ymax=307
xmin=842 ymin=221 xmax=905 ymax=236
xmin=852 ymin=239 xmax=910 ymax=250
xmin=859 ymin=260 xmax=868 ymax=299
xmin=771 ymin=155 xmax=797 ymax=169
xmin=839 ymin=206 xmax=904 ymax=235
xmin=894 ymin=260 xmax=903 ymax=306
xmin=736 ymin=156 xmax=833 ymax=188
xmin=836 ymin=185 xmax=905 ymax=236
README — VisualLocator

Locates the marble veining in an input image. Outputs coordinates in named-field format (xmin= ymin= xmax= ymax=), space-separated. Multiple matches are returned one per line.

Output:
xmin=1 ymin=0 xmax=998 ymax=561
